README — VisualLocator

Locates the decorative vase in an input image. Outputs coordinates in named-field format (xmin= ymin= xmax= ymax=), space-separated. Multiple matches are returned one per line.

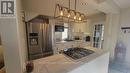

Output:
xmin=26 ymin=61 xmax=34 ymax=73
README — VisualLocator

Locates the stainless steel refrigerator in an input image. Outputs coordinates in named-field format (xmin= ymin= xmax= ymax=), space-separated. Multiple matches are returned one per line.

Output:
xmin=26 ymin=15 xmax=53 ymax=60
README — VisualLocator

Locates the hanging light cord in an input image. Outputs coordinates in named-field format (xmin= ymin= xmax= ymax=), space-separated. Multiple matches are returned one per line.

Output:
xmin=69 ymin=0 xmax=70 ymax=9
xmin=75 ymin=0 xmax=77 ymax=11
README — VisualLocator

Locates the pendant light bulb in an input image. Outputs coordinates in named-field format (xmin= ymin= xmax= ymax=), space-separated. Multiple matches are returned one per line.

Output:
xmin=74 ymin=13 xmax=76 ymax=19
xmin=68 ymin=13 xmax=70 ymax=18
xmin=60 ymin=7 xmax=63 ymax=16
xmin=74 ymin=16 xmax=76 ymax=20
xmin=60 ymin=11 xmax=63 ymax=16
xmin=68 ymin=14 xmax=70 ymax=18
xmin=78 ymin=17 xmax=81 ymax=21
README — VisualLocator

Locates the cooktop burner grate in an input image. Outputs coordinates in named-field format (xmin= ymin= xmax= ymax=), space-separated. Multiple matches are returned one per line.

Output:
xmin=62 ymin=47 xmax=94 ymax=60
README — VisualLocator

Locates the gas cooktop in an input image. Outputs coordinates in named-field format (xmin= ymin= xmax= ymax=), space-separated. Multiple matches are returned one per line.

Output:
xmin=62 ymin=47 xmax=94 ymax=60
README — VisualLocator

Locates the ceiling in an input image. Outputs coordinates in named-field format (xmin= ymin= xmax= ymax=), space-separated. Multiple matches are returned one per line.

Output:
xmin=23 ymin=0 xmax=126 ymax=18
xmin=56 ymin=0 xmax=101 ymax=16
xmin=76 ymin=0 xmax=101 ymax=16
xmin=56 ymin=0 xmax=128 ymax=16
xmin=113 ymin=0 xmax=130 ymax=8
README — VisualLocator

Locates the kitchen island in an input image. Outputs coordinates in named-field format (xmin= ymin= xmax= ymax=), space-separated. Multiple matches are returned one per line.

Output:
xmin=32 ymin=47 xmax=109 ymax=73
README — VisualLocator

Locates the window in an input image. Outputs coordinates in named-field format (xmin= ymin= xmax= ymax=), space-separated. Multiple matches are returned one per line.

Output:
xmin=62 ymin=23 xmax=69 ymax=40
xmin=93 ymin=24 xmax=104 ymax=48
xmin=62 ymin=28 xmax=68 ymax=40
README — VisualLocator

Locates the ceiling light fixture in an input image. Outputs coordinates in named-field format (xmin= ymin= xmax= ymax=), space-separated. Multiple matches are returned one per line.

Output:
xmin=54 ymin=0 xmax=87 ymax=22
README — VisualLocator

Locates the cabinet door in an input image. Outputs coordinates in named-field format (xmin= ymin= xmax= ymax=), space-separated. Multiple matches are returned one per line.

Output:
xmin=73 ymin=23 xmax=88 ymax=33
xmin=73 ymin=23 xmax=80 ymax=32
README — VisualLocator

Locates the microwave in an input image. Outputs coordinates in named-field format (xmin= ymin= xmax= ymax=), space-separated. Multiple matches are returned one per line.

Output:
xmin=55 ymin=25 xmax=64 ymax=32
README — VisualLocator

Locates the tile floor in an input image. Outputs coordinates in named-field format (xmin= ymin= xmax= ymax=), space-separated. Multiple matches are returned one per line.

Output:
xmin=108 ymin=62 xmax=130 ymax=73
xmin=109 ymin=69 xmax=123 ymax=73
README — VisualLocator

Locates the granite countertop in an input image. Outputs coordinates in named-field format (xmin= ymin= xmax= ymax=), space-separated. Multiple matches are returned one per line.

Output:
xmin=56 ymin=40 xmax=87 ymax=44
xmin=32 ymin=47 xmax=108 ymax=73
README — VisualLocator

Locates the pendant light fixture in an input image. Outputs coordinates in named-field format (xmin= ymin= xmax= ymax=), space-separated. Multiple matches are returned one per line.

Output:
xmin=68 ymin=0 xmax=71 ymax=18
xmin=54 ymin=0 xmax=87 ymax=22
xmin=74 ymin=0 xmax=77 ymax=20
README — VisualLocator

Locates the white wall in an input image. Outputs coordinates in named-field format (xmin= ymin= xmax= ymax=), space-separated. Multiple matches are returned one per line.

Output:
xmin=0 ymin=0 xmax=27 ymax=73
xmin=88 ymin=13 xmax=106 ymax=23
xmin=116 ymin=8 xmax=130 ymax=66
xmin=103 ymin=14 xmax=120 ymax=61
xmin=87 ymin=13 xmax=121 ymax=61
xmin=16 ymin=0 xmax=28 ymax=70
xmin=87 ymin=13 xmax=106 ymax=46
xmin=24 ymin=11 xmax=39 ymax=22
xmin=104 ymin=7 xmax=130 ymax=67
xmin=22 ymin=0 xmax=57 ymax=17
xmin=0 ymin=19 xmax=24 ymax=73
